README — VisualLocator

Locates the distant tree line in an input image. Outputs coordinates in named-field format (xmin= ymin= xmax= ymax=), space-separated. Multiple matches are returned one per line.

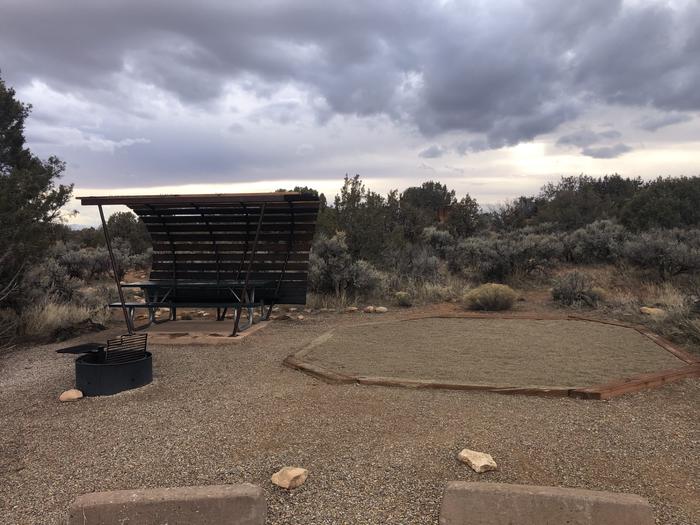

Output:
xmin=492 ymin=174 xmax=700 ymax=231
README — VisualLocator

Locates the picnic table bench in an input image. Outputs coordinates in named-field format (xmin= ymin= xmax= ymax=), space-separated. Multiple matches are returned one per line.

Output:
xmin=80 ymin=192 xmax=320 ymax=335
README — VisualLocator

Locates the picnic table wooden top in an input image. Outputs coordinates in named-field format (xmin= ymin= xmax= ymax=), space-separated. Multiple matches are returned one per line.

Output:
xmin=120 ymin=279 xmax=277 ymax=288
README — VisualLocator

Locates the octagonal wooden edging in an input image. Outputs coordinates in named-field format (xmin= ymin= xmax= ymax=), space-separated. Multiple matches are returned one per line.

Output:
xmin=283 ymin=313 xmax=699 ymax=400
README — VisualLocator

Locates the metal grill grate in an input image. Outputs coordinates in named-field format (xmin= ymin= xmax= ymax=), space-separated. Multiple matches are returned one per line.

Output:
xmin=105 ymin=333 xmax=148 ymax=363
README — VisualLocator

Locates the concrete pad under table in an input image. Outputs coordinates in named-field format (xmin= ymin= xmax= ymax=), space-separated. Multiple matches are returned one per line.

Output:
xmin=144 ymin=319 xmax=270 ymax=345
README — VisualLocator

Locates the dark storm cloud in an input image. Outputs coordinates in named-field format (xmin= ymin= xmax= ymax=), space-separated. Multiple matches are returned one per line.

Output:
xmin=1 ymin=0 xmax=698 ymax=154
xmin=581 ymin=143 xmax=632 ymax=159
xmin=557 ymin=129 xmax=621 ymax=148
xmin=418 ymin=144 xmax=445 ymax=158
xmin=636 ymin=113 xmax=693 ymax=132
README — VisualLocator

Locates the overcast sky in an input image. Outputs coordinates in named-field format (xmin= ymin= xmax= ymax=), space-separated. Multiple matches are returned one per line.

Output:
xmin=1 ymin=0 xmax=699 ymax=224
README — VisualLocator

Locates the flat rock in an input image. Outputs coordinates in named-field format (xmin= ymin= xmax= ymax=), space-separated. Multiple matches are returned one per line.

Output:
xmin=271 ymin=467 xmax=308 ymax=489
xmin=296 ymin=315 xmax=305 ymax=321
xmin=640 ymin=306 xmax=666 ymax=317
xmin=363 ymin=305 xmax=375 ymax=313
xmin=457 ymin=448 xmax=497 ymax=473
xmin=288 ymin=307 xmax=298 ymax=312
xmin=276 ymin=314 xmax=292 ymax=321
xmin=345 ymin=306 xmax=358 ymax=313
xmin=59 ymin=389 xmax=83 ymax=402
xmin=375 ymin=306 xmax=388 ymax=313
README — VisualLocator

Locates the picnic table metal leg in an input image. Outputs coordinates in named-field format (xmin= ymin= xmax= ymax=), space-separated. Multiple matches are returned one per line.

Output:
xmin=263 ymin=302 xmax=275 ymax=320
xmin=217 ymin=307 xmax=227 ymax=321
xmin=248 ymin=288 xmax=255 ymax=326
xmin=232 ymin=306 xmax=243 ymax=336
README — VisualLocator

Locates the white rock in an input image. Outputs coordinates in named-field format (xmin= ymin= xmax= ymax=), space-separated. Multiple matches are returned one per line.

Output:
xmin=457 ymin=448 xmax=497 ymax=473
xmin=363 ymin=305 xmax=375 ymax=313
xmin=59 ymin=389 xmax=83 ymax=402
xmin=296 ymin=315 xmax=305 ymax=321
xmin=345 ymin=306 xmax=358 ymax=313
xmin=271 ymin=467 xmax=308 ymax=489
xmin=375 ymin=306 xmax=388 ymax=313
xmin=288 ymin=307 xmax=298 ymax=312
xmin=640 ymin=306 xmax=666 ymax=317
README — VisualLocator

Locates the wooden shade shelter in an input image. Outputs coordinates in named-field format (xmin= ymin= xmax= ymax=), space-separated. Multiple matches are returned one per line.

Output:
xmin=80 ymin=192 xmax=320 ymax=335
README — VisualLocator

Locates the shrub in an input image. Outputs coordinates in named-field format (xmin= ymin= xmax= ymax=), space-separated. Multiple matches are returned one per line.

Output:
xmin=0 ymin=308 xmax=19 ymax=348
xmin=462 ymin=283 xmax=517 ymax=311
xmin=447 ymin=233 xmax=563 ymax=281
xmin=395 ymin=291 xmax=412 ymax=307
xmin=309 ymin=233 xmax=355 ymax=295
xmin=22 ymin=259 xmax=84 ymax=302
xmin=309 ymin=233 xmax=387 ymax=296
xmin=403 ymin=245 xmax=440 ymax=281
xmin=551 ymin=272 xmax=603 ymax=307
xmin=350 ymin=259 xmax=388 ymax=295
xmin=421 ymin=226 xmax=455 ymax=257
xmin=620 ymin=229 xmax=700 ymax=279
xmin=563 ymin=220 xmax=628 ymax=263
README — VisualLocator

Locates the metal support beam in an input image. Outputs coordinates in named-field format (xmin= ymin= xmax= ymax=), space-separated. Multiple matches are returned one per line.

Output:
xmin=98 ymin=205 xmax=134 ymax=334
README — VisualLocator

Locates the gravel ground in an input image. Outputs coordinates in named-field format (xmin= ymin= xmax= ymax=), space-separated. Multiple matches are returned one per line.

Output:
xmin=1 ymin=308 xmax=698 ymax=525
xmin=305 ymin=317 xmax=684 ymax=387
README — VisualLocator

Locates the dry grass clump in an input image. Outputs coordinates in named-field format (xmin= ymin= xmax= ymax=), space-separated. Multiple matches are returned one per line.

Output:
xmin=604 ymin=281 xmax=690 ymax=316
xmin=462 ymin=283 xmax=517 ymax=311
xmin=638 ymin=282 xmax=688 ymax=312
xmin=20 ymin=299 xmax=110 ymax=338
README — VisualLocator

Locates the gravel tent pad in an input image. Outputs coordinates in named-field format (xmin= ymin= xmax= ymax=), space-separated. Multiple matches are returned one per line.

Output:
xmin=303 ymin=318 xmax=686 ymax=387
xmin=1 ymin=310 xmax=698 ymax=525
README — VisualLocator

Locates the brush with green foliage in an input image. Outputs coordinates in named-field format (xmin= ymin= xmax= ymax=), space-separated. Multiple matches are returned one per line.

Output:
xmin=395 ymin=291 xmax=413 ymax=307
xmin=551 ymin=272 xmax=605 ymax=307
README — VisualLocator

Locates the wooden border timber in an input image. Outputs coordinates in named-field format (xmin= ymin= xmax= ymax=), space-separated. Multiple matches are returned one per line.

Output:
xmin=283 ymin=315 xmax=699 ymax=400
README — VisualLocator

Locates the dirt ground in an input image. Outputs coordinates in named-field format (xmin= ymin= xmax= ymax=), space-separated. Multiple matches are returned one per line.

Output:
xmin=1 ymin=304 xmax=698 ymax=525
xmin=305 ymin=317 xmax=685 ymax=387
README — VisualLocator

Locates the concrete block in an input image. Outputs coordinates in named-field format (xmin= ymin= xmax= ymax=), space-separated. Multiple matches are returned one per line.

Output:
xmin=67 ymin=483 xmax=265 ymax=525
xmin=439 ymin=481 xmax=654 ymax=525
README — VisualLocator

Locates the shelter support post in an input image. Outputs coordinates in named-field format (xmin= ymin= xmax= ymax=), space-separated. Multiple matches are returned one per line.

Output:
xmin=231 ymin=202 xmax=266 ymax=336
xmin=98 ymin=205 xmax=134 ymax=334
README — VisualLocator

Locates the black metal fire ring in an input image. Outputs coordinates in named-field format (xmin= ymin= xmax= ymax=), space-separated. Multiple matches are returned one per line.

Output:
xmin=75 ymin=352 xmax=153 ymax=396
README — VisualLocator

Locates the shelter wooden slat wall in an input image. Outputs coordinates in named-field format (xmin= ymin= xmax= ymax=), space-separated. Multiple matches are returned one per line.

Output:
xmin=129 ymin=197 xmax=318 ymax=304
xmin=79 ymin=193 xmax=320 ymax=306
